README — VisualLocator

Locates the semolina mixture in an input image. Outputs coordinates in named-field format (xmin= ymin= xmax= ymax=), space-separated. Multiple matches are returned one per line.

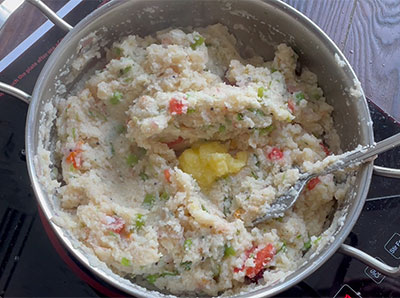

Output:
xmin=51 ymin=24 xmax=352 ymax=296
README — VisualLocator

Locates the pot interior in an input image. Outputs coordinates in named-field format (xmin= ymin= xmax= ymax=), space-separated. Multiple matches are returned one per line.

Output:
xmin=26 ymin=0 xmax=374 ymax=297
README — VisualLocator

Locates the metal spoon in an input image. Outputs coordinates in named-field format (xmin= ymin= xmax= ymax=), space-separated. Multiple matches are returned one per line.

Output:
xmin=252 ymin=132 xmax=400 ymax=225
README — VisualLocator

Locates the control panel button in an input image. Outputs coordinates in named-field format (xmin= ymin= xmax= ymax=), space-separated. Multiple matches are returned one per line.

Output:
xmin=384 ymin=232 xmax=400 ymax=259
xmin=333 ymin=284 xmax=361 ymax=298
xmin=364 ymin=257 xmax=386 ymax=284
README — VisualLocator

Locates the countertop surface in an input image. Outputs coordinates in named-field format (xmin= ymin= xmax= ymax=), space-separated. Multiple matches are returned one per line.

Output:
xmin=1 ymin=0 xmax=399 ymax=122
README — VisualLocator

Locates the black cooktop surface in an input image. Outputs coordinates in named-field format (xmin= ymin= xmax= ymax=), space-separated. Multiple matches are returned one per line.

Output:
xmin=1 ymin=1 xmax=400 ymax=297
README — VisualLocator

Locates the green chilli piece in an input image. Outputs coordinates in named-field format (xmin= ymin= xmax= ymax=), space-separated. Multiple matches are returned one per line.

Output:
xmin=180 ymin=261 xmax=192 ymax=271
xmin=303 ymin=239 xmax=312 ymax=251
xmin=135 ymin=213 xmax=145 ymax=230
xmin=277 ymin=242 xmax=287 ymax=254
xmin=184 ymin=239 xmax=192 ymax=250
xmin=121 ymin=257 xmax=131 ymax=266
xmin=237 ymin=113 xmax=244 ymax=121
xmin=126 ymin=154 xmax=138 ymax=167
xmin=219 ymin=125 xmax=226 ymax=133
xmin=224 ymin=245 xmax=236 ymax=257
xmin=146 ymin=274 xmax=158 ymax=284
xmin=143 ymin=194 xmax=155 ymax=208
xmin=187 ymin=108 xmax=196 ymax=114
xmin=296 ymin=234 xmax=302 ymax=239
xmin=190 ymin=36 xmax=205 ymax=50
xmin=295 ymin=92 xmax=305 ymax=102
xmin=119 ymin=65 xmax=132 ymax=76
xmin=313 ymin=236 xmax=322 ymax=245
xmin=110 ymin=91 xmax=123 ymax=105
xmin=257 ymin=87 xmax=264 ymax=98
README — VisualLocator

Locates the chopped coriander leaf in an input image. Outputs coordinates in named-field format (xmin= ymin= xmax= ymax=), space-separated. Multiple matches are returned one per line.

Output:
xmin=110 ymin=91 xmax=123 ymax=105
xmin=187 ymin=108 xmax=196 ymax=114
xmin=119 ymin=65 xmax=132 ymax=76
xmin=251 ymin=171 xmax=259 ymax=179
xmin=135 ymin=213 xmax=145 ymax=230
xmin=160 ymin=191 xmax=169 ymax=200
xmin=72 ymin=127 xmax=76 ymax=139
xmin=296 ymin=234 xmax=302 ymax=239
xmin=121 ymin=257 xmax=131 ymax=266
xmin=237 ymin=113 xmax=244 ymax=121
xmin=160 ymin=271 xmax=179 ymax=277
xmin=88 ymin=110 xmax=95 ymax=118
xmin=108 ymin=231 xmax=117 ymax=237
xmin=146 ymin=274 xmax=158 ymax=284
xmin=139 ymin=171 xmax=149 ymax=181
xmin=201 ymin=204 xmax=208 ymax=212
xmin=255 ymin=109 xmax=266 ymax=116
xmin=257 ymin=87 xmax=264 ymax=98
xmin=110 ymin=143 xmax=115 ymax=155
xmin=277 ymin=242 xmax=287 ymax=253
xmin=180 ymin=261 xmax=192 ymax=271
xmin=126 ymin=154 xmax=138 ymax=167
xmin=114 ymin=47 xmax=123 ymax=56
xmin=313 ymin=236 xmax=322 ymax=244
xmin=254 ymin=154 xmax=261 ymax=167
xmin=190 ymin=36 xmax=205 ymax=50
xmin=247 ymin=108 xmax=256 ymax=112
xmin=143 ymin=194 xmax=155 ymax=208
xmin=259 ymin=125 xmax=274 ymax=135
xmin=303 ymin=240 xmax=312 ymax=251
xmin=270 ymin=67 xmax=277 ymax=73
xmin=116 ymin=124 xmax=127 ymax=134
xmin=224 ymin=245 xmax=236 ymax=257
xmin=184 ymin=239 xmax=192 ymax=250
xmin=218 ymin=124 xmax=226 ymax=133
xmin=295 ymin=92 xmax=305 ymax=102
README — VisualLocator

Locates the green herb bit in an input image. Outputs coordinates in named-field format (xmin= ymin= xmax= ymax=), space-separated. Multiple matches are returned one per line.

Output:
xmin=116 ymin=124 xmax=127 ymax=134
xmin=237 ymin=113 xmax=244 ymax=121
xmin=110 ymin=142 xmax=115 ymax=156
xmin=258 ymin=125 xmax=274 ymax=135
xmin=69 ymin=164 xmax=75 ymax=172
xmin=187 ymin=108 xmax=196 ymax=114
xmin=135 ymin=213 xmax=145 ymax=230
xmin=296 ymin=234 xmax=302 ymax=239
xmin=88 ymin=110 xmax=95 ymax=118
xmin=257 ymin=87 xmax=264 ymax=98
xmin=108 ymin=231 xmax=117 ymax=237
xmin=275 ymin=216 xmax=284 ymax=222
xmin=121 ymin=257 xmax=131 ymax=266
xmin=270 ymin=67 xmax=277 ymax=73
xmin=184 ymin=239 xmax=192 ymax=251
xmin=190 ymin=36 xmax=205 ymax=50
xmin=303 ymin=240 xmax=312 ymax=251
xmin=110 ymin=91 xmax=123 ymax=105
xmin=295 ymin=91 xmax=305 ymax=102
xmin=277 ymin=242 xmax=287 ymax=254
xmin=146 ymin=274 xmax=159 ymax=284
xmin=255 ymin=109 xmax=266 ymax=116
xmin=143 ymin=194 xmax=155 ymax=208
xmin=254 ymin=154 xmax=260 ymax=167
xmin=126 ymin=154 xmax=138 ymax=167
xmin=201 ymin=204 xmax=208 ymax=212
xmin=160 ymin=191 xmax=169 ymax=200
xmin=251 ymin=171 xmax=259 ymax=180
xmin=160 ymin=271 xmax=179 ymax=277
xmin=213 ymin=264 xmax=221 ymax=281
xmin=119 ymin=65 xmax=132 ymax=76
xmin=139 ymin=171 xmax=149 ymax=181
xmin=224 ymin=245 xmax=236 ymax=257
xmin=72 ymin=127 xmax=76 ymax=139
xmin=247 ymin=108 xmax=256 ymax=112
xmin=313 ymin=236 xmax=322 ymax=245
xmin=180 ymin=261 xmax=192 ymax=271
xmin=114 ymin=47 xmax=123 ymax=56
xmin=219 ymin=125 xmax=226 ymax=133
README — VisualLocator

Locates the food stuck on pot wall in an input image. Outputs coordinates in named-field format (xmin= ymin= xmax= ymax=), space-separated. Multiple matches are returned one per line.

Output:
xmin=47 ymin=24 xmax=354 ymax=296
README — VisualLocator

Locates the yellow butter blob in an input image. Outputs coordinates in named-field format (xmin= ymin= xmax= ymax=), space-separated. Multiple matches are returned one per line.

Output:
xmin=178 ymin=142 xmax=247 ymax=188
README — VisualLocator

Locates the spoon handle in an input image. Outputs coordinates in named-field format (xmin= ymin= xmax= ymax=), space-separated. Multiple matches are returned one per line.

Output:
xmin=325 ymin=132 xmax=400 ymax=174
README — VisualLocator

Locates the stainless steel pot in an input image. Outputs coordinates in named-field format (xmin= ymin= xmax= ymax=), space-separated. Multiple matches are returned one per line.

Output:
xmin=2 ymin=0 xmax=400 ymax=297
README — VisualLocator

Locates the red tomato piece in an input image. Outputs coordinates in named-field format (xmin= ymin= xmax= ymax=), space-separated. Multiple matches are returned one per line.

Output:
xmin=66 ymin=149 xmax=83 ymax=169
xmin=307 ymin=177 xmax=321 ymax=191
xmin=267 ymin=147 xmax=284 ymax=161
xmin=245 ymin=244 xmax=276 ymax=278
xmin=106 ymin=216 xmax=125 ymax=234
xmin=169 ymin=98 xmax=187 ymax=115
xmin=320 ymin=142 xmax=331 ymax=156
xmin=164 ymin=169 xmax=171 ymax=183
xmin=166 ymin=136 xmax=184 ymax=149
xmin=287 ymin=99 xmax=295 ymax=113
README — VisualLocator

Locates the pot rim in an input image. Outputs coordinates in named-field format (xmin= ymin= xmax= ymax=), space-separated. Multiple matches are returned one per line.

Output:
xmin=24 ymin=0 xmax=374 ymax=297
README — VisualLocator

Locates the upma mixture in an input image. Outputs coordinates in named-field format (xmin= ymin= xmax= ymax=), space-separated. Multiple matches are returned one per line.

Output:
xmin=53 ymin=24 xmax=351 ymax=296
